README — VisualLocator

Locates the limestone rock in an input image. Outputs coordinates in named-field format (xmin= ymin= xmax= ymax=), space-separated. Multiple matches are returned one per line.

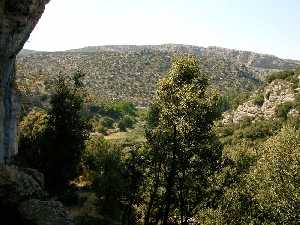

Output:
xmin=223 ymin=80 xmax=296 ymax=124
xmin=19 ymin=199 xmax=74 ymax=225
xmin=0 ymin=166 xmax=46 ymax=205
xmin=0 ymin=0 xmax=50 ymax=163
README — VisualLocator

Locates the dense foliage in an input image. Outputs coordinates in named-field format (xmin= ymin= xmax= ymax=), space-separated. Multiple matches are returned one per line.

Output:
xmin=142 ymin=56 xmax=223 ymax=225
xmin=197 ymin=126 xmax=300 ymax=225
xmin=16 ymin=57 xmax=300 ymax=225
xmin=17 ymin=72 xmax=89 ymax=193
xmin=88 ymin=100 xmax=137 ymax=133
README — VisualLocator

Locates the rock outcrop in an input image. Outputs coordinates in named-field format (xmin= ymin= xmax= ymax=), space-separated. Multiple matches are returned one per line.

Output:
xmin=0 ymin=166 xmax=74 ymax=225
xmin=223 ymin=80 xmax=296 ymax=124
xmin=0 ymin=0 xmax=50 ymax=163
xmin=0 ymin=166 xmax=46 ymax=205
xmin=0 ymin=2 xmax=74 ymax=225
xmin=19 ymin=199 xmax=74 ymax=225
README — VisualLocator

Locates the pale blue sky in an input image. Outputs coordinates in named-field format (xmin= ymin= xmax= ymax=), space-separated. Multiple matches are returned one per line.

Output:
xmin=24 ymin=0 xmax=300 ymax=59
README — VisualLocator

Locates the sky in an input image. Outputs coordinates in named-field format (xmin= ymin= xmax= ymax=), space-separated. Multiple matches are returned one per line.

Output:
xmin=24 ymin=0 xmax=300 ymax=60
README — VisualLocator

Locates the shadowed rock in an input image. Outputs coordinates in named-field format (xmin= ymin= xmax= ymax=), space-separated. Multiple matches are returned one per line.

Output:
xmin=0 ymin=0 xmax=50 ymax=163
xmin=19 ymin=199 xmax=74 ymax=225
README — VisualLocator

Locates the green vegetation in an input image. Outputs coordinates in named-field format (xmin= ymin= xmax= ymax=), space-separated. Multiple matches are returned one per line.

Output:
xmin=275 ymin=101 xmax=295 ymax=119
xmin=82 ymin=136 xmax=145 ymax=225
xmin=217 ymin=90 xmax=252 ymax=112
xmin=88 ymin=101 xmax=138 ymax=135
xmin=16 ymin=45 xmax=273 ymax=106
xmin=118 ymin=115 xmax=135 ymax=131
xmin=142 ymin=56 xmax=222 ymax=225
xmin=17 ymin=72 xmax=89 ymax=193
xmin=253 ymin=93 xmax=264 ymax=106
xmin=198 ymin=127 xmax=300 ymax=225
xmin=266 ymin=67 xmax=300 ymax=89
xmin=16 ymin=57 xmax=300 ymax=225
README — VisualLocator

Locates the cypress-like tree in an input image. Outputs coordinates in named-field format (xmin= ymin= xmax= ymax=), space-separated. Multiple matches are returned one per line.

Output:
xmin=39 ymin=71 xmax=88 ymax=193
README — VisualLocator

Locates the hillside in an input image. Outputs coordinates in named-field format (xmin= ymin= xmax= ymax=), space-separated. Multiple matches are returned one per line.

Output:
xmin=216 ymin=68 xmax=300 ymax=145
xmin=16 ymin=44 xmax=300 ymax=106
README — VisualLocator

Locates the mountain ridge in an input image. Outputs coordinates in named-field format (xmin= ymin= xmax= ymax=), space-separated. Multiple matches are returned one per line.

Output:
xmin=17 ymin=44 xmax=300 ymax=106
xmin=21 ymin=44 xmax=300 ymax=65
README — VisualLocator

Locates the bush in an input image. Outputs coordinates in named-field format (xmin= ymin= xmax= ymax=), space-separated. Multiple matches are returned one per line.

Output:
xmin=99 ymin=116 xmax=114 ymax=129
xmin=74 ymin=216 xmax=104 ymax=225
xmin=275 ymin=101 xmax=294 ymax=119
xmin=245 ymin=127 xmax=300 ymax=224
xmin=17 ymin=108 xmax=49 ymax=169
xmin=199 ymin=126 xmax=300 ymax=225
xmin=57 ymin=186 xmax=79 ymax=206
xmin=266 ymin=70 xmax=295 ymax=83
xmin=93 ymin=123 xmax=107 ymax=133
xmin=231 ymin=91 xmax=251 ymax=110
xmin=87 ymin=100 xmax=137 ymax=120
xmin=83 ymin=136 xmax=144 ymax=225
xmin=118 ymin=115 xmax=135 ymax=131
xmin=253 ymin=93 xmax=264 ymax=106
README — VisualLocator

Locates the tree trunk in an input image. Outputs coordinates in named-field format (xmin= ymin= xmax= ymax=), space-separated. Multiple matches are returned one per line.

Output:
xmin=144 ymin=158 xmax=162 ymax=225
xmin=162 ymin=125 xmax=178 ymax=225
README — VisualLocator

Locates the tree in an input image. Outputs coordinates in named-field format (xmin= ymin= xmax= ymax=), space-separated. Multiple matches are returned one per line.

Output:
xmin=43 ymin=71 xmax=89 ymax=193
xmin=144 ymin=56 xmax=222 ymax=225
xmin=84 ymin=136 xmax=145 ymax=225
xmin=246 ymin=126 xmax=300 ymax=224
xmin=17 ymin=71 xmax=89 ymax=194
xmin=198 ymin=126 xmax=300 ymax=225
xmin=17 ymin=108 xmax=49 ymax=169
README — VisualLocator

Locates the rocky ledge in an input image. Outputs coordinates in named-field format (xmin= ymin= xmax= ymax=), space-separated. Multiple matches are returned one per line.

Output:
xmin=0 ymin=166 xmax=74 ymax=225
xmin=223 ymin=79 xmax=296 ymax=124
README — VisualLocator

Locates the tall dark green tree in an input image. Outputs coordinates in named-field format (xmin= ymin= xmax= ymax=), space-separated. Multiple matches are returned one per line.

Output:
xmin=144 ymin=56 xmax=222 ymax=225
xmin=43 ymin=71 xmax=89 ymax=193
xmin=18 ymin=71 xmax=89 ymax=193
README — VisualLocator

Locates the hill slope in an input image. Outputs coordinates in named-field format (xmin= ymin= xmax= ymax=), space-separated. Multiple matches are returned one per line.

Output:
xmin=17 ymin=44 xmax=300 ymax=106
xmin=216 ymin=68 xmax=300 ymax=145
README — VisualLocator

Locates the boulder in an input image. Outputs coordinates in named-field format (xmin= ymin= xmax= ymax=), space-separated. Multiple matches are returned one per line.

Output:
xmin=0 ymin=166 xmax=46 ymax=206
xmin=19 ymin=199 xmax=74 ymax=225
xmin=0 ymin=166 xmax=74 ymax=225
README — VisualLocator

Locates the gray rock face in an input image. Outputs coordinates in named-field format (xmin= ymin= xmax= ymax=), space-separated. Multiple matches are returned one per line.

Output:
xmin=0 ymin=0 xmax=50 ymax=163
xmin=223 ymin=80 xmax=296 ymax=124
xmin=0 ymin=165 xmax=46 ymax=206
xmin=19 ymin=199 xmax=74 ymax=225
xmin=0 ymin=166 xmax=74 ymax=225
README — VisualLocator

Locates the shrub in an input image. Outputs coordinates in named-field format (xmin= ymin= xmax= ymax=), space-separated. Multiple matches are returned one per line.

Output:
xmin=199 ymin=126 xmax=300 ymax=225
xmin=266 ymin=70 xmax=295 ymax=83
xmin=99 ymin=116 xmax=114 ymax=128
xmin=253 ymin=93 xmax=264 ymax=106
xmin=83 ymin=136 xmax=144 ymax=225
xmin=57 ymin=186 xmax=79 ymax=206
xmin=118 ymin=115 xmax=135 ymax=131
xmin=275 ymin=101 xmax=294 ymax=119
xmin=94 ymin=123 xmax=107 ymax=133
xmin=245 ymin=127 xmax=300 ymax=224
xmin=231 ymin=91 xmax=251 ymax=110
xmin=74 ymin=216 xmax=104 ymax=225
xmin=87 ymin=100 xmax=137 ymax=120
xmin=17 ymin=108 xmax=49 ymax=169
